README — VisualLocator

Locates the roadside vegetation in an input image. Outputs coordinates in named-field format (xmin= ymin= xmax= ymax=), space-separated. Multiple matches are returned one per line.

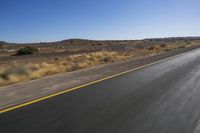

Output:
xmin=0 ymin=39 xmax=200 ymax=87
xmin=16 ymin=46 xmax=38 ymax=55
xmin=0 ymin=51 xmax=129 ymax=86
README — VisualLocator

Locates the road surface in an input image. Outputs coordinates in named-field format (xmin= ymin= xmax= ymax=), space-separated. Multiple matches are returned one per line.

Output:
xmin=1 ymin=49 xmax=200 ymax=133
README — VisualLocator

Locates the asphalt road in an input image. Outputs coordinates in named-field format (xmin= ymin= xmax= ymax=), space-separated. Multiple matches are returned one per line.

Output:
xmin=1 ymin=49 xmax=200 ymax=133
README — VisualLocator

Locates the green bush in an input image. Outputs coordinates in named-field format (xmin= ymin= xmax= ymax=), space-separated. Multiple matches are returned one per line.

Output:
xmin=17 ymin=46 xmax=38 ymax=55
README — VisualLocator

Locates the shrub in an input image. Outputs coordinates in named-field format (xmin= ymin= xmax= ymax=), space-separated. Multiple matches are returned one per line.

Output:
xmin=17 ymin=46 xmax=38 ymax=55
xmin=186 ymin=42 xmax=191 ymax=45
xmin=0 ymin=43 xmax=3 ymax=49
xmin=165 ymin=49 xmax=170 ymax=52
xmin=178 ymin=45 xmax=186 ymax=49
xmin=101 ymin=57 xmax=111 ymax=62
xmin=160 ymin=44 xmax=166 ymax=47
xmin=0 ymin=67 xmax=28 ymax=80
xmin=148 ymin=46 xmax=154 ymax=50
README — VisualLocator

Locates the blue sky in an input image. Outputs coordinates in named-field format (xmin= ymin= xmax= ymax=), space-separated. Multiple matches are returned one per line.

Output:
xmin=0 ymin=0 xmax=199 ymax=43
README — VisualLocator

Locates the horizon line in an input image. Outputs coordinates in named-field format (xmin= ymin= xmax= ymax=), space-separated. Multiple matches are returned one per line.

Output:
xmin=1 ymin=36 xmax=200 ymax=44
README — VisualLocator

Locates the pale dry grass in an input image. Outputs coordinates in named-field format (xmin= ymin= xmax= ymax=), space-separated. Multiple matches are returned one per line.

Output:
xmin=0 ymin=51 xmax=132 ymax=86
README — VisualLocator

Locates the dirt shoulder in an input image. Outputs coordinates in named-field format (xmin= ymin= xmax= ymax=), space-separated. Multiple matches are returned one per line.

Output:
xmin=0 ymin=45 xmax=200 ymax=110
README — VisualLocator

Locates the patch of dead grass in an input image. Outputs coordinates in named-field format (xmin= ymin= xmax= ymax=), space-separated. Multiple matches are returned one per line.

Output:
xmin=0 ymin=51 xmax=131 ymax=86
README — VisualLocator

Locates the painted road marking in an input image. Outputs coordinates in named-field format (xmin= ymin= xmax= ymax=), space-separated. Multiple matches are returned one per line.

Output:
xmin=0 ymin=48 xmax=199 ymax=114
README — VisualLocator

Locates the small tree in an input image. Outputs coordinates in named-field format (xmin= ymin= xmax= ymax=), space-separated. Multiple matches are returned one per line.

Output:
xmin=17 ymin=46 xmax=38 ymax=55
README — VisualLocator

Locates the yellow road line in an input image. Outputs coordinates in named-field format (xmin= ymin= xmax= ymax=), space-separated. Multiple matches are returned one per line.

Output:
xmin=0 ymin=49 xmax=197 ymax=114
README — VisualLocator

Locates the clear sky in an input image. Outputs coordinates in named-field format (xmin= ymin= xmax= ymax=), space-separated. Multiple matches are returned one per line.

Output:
xmin=0 ymin=0 xmax=199 ymax=43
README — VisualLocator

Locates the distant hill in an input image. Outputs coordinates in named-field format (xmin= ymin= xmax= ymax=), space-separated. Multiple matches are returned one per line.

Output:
xmin=0 ymin=37 xmax=200 ymax=48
